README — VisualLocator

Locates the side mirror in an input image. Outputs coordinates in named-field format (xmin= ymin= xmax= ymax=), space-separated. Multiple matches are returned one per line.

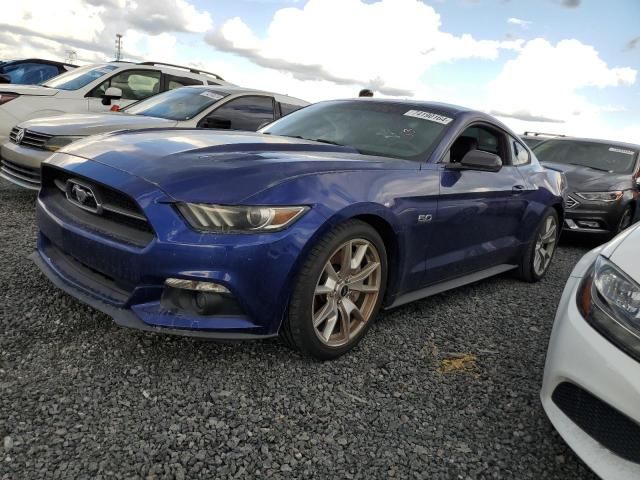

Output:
xmin=101 ymin=87 xmax=122 ymax=106
xmin=202 ymin=116 xmax=232 ymax=129
xmin=447 ymin=149 xmax=502 ymax=172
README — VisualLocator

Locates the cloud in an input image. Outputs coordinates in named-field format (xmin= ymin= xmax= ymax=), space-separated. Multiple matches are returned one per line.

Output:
xmin=560 ymin=0 xmax=581 ymax=7
xmin=0 ymin=0 xmax=212 ymax=63
xmin=626 ymin=37 xmax=640 ymax=51
xmin=206 ymin=0 xmax=523 ymax=96
xmin=507 ymin=18 xmax=532 ymax=28
xmin=487 ymin=38 xmax=636 ymax=133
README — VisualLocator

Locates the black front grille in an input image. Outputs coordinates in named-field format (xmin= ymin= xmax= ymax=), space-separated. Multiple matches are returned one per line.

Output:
xmin=552 ymin=382 xmax=640 ymax=464
xmin=0 ymin=158 xmax=41 ymax=187
xmin=9 ymin=127 xmax=54 ymax=150
xmin=41 ymin=166 xmax=154 ymax=247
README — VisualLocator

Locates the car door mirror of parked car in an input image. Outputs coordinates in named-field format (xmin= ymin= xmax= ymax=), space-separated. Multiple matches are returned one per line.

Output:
xmin=447 ymin=149 xmax=503 ymax=172
xmin=201 ymin=116 xmax=232 ymax=129
xmin=101 ymin=87 xmax=123 ymax=106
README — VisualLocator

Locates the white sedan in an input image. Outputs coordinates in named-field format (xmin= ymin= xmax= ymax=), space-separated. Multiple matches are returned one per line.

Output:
xmin=541 ymin=223 xmax=640 ymax=479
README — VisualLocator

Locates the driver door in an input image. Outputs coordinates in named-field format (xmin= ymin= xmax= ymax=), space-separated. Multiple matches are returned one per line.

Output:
xmin=424 ymin=123 xmax=530 ymax=284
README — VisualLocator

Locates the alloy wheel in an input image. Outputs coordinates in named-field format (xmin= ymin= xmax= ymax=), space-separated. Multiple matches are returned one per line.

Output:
xmin=533 ymin=215 xmax=558 ymax=276
xmin=312 ymin=238 xmax=382 ymax=347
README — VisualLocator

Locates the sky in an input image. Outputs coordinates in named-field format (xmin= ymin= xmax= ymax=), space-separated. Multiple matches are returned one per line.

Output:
xmin=1 ymin=0 xmax=638 ymax=142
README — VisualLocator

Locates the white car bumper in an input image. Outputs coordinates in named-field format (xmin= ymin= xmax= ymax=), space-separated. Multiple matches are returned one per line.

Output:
xmin=541 ymin=249 xmax=640 ymax=480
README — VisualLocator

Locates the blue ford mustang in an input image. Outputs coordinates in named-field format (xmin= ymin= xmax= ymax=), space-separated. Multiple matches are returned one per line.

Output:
xmin=32 ymin=100 xmax=565 ymax=359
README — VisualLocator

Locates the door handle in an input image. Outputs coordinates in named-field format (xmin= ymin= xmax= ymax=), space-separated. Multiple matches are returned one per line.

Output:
xmin=512 ymin=185 xmax=526 ymax=193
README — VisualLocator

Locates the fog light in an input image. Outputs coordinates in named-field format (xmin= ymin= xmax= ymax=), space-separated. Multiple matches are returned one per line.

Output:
xmin=577 ymin=220 xmax=600 ymax=229
xmin=165 ymin=278 xmax=230 ymax=293
xmin=161 ymin=278 xmax=242 ymax=316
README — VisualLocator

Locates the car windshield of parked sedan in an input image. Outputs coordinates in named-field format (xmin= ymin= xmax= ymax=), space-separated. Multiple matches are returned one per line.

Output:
xmin=43 ymin=64 xmax=118 ymax=90
xmin=533 ymin=140 xmax=638 ymax=174
xmin=123 ymin=87 xmax=229 ymax=121
xmin=261 ymin=100 xmax=452 ymax=161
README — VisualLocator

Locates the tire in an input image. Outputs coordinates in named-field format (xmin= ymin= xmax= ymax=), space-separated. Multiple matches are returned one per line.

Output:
xmin=517 ymin=208 xmax=559 ymax=283
xmin=282 ymin=220 xmax=388 ymax=360
xmin=613 ymin=205 xmax=634 ymax=236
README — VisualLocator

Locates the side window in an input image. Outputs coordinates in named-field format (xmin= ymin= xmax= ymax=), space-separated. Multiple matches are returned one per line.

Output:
xmin=166 ymin=74 xmax=203 ymax=90
xmin=206 ymin=96 xmax=275 ymax=131
xmin=90 ymin=70 xmax=161 ymax=100
xmin=279 ymin=102 xmax=303 ymax=117
xmin=447 ymin=125 xmax=506 ymax=164
xmin=510 ymin=137 xmax=531 ymax=165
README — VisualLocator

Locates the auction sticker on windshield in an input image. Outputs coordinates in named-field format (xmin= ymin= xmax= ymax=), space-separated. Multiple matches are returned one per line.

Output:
xmin=404 ymin=110 xmax=453 ymax=125
xmin=200 ymin=91 xmax=224 ymax=101
xmin=609 ymin=147 xmax=635 ymax=155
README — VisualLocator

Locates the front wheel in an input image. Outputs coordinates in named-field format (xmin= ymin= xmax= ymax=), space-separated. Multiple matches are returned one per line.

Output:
xmin=517 ymin=209 xmax=559 ymax=282
xmin=282 ymin=220 xmax=388 ymax=360
xmin=613 ymin=206 xmax=634 ymax=236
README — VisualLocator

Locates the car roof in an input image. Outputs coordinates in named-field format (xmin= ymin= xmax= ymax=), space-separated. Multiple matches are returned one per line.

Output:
xmin=532 ymin=136 xmax=640 ymax=151
xmin=180 ymin=85 xmax=309 ymax=105
xmin=104 ymin=61 xmax=230 ymax=84
xmin=1 ymin=58 xmax=77 ymax=68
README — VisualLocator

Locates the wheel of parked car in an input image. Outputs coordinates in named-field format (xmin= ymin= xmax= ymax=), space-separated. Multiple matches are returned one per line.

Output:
xmin=517 ymin=209 xmax=559 ymax=282
xmin=282 ymin=220 xmax=388 ymax=360
xmin=615 ymin=206 xmax=634 ymax=235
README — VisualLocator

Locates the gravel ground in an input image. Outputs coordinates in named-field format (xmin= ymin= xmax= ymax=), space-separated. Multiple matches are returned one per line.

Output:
xmin=0 ymin=178 xmax=600 ymax=480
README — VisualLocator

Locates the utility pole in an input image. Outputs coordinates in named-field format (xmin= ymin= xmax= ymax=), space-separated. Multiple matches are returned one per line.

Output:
xmin=65 ymin=49 xmax=77 ymax=64
xmin=114 ymin=34 xmax=123 ymax=61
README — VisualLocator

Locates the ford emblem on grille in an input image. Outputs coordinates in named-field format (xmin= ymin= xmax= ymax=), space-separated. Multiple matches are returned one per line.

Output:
xmin=65 ymin=179 xmax=102 ymax=214
xmin=14 ymin=128 xmax=25 ymax=145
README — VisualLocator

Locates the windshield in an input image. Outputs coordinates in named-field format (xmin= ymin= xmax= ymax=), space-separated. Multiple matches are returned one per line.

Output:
xmin=261 ymin=100 xmax=452 ymax=161
xmin=124 ymin=87 xmax=229 ymax=120
xmin=533 ymin=139 xmax=638 ymax=174
xmin=43 ymin=64 xmax=117 ymax=90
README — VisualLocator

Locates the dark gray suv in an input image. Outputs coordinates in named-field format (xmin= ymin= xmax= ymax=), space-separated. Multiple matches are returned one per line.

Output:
xmin=532 ymin=137 xmax=639 ymax=236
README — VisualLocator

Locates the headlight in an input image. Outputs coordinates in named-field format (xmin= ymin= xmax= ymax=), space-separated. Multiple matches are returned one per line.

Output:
xmin=176 ymin=203 xmax=309 ymax=233
xmin=43 ymin=136 xmax=85 ymax=152
xmin=577 ymin=256 xmax=640 ymax=360
xmin=575 ymin=191 xmax=623 ymax=202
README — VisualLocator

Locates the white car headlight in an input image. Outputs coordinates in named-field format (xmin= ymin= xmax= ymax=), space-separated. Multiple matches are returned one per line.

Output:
xmin=577 ymin=256 xmax=640 ymax=360
xmin=176 ymin=203 xmax=309 ymax=233
xmin=574 ymin=191 xmax=623 ymax=202
xmin=43 ymin=135 xmax=85 ymax=152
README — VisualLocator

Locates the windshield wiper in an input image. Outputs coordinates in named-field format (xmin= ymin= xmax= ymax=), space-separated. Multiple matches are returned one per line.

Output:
xmin=568 ymin=163 xmax=611 ymax=173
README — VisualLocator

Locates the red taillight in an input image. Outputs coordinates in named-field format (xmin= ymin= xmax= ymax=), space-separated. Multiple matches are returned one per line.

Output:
xmin=0 ymin=93 xmax=18 ymax=105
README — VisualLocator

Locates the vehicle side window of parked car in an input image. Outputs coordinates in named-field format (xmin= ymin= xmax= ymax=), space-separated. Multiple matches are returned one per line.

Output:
xmin=204 ymin=95 xmax=275 ymax=131
xmin=510 ymin=137 xmax=531 ymax=165
xmin=89 ymin=70 xmax=162 ymax=101
xmin=446 ymin=124 xmax=507 ymax=165
xmin=166 ymin=74 xmax=203 ymax=90
xmin=279 ymin=102 xmax=304 ymax=117
xmin=2 ymin=62 xmax=58 ymax=84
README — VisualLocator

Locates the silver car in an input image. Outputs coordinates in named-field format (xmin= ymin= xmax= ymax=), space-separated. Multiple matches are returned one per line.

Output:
xmin=0 ymin=85 xmax=308 ymax=189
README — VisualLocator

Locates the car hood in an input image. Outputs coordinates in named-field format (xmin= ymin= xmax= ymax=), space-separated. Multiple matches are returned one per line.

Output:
xmin=0 ymin=84 xmax=58 ymax=96
xmin=20 ymin=113 xmax=177 ymax=136
xmin=541 ymin=161 xmax=632 ymax=191
xmin=61 ymin=129 xmax=416 ymax=204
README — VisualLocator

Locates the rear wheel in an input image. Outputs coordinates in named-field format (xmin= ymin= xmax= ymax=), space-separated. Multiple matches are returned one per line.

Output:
xmin=282 ymin=220 xmax=387 ymax=360
xmin=517 ymin=209 xmax=559 ymax=282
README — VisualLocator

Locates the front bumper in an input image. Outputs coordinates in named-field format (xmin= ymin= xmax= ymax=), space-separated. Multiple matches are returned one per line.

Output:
xmin=32 ymin=156 xmax=326 ymax=339
xmin=0 ymin=141 xmax=51 ymax=189
xmin=541 ymin=256 xmax=640 ymax=479
xmin=563 ymin=192 xmax=634 ymax=234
